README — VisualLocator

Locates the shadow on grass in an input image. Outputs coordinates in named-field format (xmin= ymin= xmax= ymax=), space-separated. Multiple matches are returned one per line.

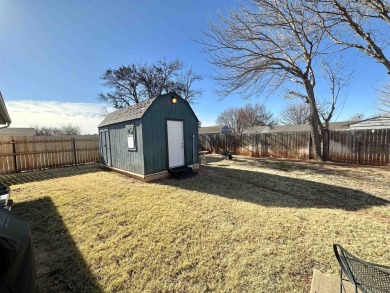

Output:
xmin=0 ymin=164 xmax=102 ymax=186
xmin=13 ymin=197 xmax=102 ymax=293
xmin=157 ymin=164 xmax=389 ymax=211
xmin=205 ymin=155 xmax=390 ymax=181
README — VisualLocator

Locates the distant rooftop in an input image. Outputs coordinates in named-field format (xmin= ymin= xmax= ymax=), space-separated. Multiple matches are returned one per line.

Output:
xmin=0 ymin=127 xmax=36 ymax=136
xmin=265 ymin=122 xmax=349 ymax=133
xmin=201 ymin=122 xmax=350 ymax=135
xmin=198 ymin=125 xmax=232 ymax=135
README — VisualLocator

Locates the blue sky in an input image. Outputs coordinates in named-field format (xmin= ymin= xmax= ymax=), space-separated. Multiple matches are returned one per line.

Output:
xmin=0 ymin=0 xmax=388 ymax=133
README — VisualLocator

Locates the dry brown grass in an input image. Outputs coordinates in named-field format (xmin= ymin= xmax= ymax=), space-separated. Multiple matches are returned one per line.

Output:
xmin=3 ymin=157 xmax=389 ymax=292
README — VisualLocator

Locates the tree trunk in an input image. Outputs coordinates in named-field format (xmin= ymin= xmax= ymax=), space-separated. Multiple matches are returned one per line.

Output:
xmin=305 ymin=81 xmax=325 ymax=161
xmin=322 ymin=128 xmax=330 ymax=161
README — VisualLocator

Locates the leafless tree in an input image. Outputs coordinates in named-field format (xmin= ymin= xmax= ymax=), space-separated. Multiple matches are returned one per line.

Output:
xmin=33 ymin=125 xmax=81 ymax=136
xmin=216 ymin=103 xmax=275 ymax=134
xmin=99 ymin=59 xmax=202 ymax=108
xmin=100 ymin=106 xmax=110 ymax=117
xmin=99 ymin=64 xmax=141 ymax=107
xmin=201 ymin=0 xmax=346 ymax=160
xmin=138 ymin=59 xmax=184 ymax=98
xmin=280 ymin=102 xmax=311 ymax=125
xmin=348 ymin=112 xmax=365 ymax=122
xmin=216 ymin=108 xmax=247 ymax=135
xmin=376 ymin=81 xmax=390 ymax=114
xmin=318 ymin=60 xmax=348 ymax=125
xmin=174 ymin=69 xmax=203 ymax=103
xmin=240 ymin=103 xmax=276 ymax=127
xmin=309 ymin=0 xmax=390 ymax=73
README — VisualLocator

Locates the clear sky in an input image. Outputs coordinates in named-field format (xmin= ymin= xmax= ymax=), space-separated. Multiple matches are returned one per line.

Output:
xmin=1 ymin=0 xmax=388 ymax=134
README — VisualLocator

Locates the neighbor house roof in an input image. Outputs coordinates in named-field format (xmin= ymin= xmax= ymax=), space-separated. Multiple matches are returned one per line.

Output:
xmin=267 ymin=122 xmax=349 ymax=133
xmin=243 ymin=122 xmax=349 ymax=133
xmin=347 ymin=116 xmax=390 ymax=130
xmin=0 ymin=92 xmax=11 ymax=126
xmin=198 ymin=125 xmax=232 ymax=135
xmin=0 ymin=127 xmax=36 ymax=136
xmin=242 ymin=126 xmax=270 ymax=134
xmin=98 ymin=96 xmax=157 ymax=127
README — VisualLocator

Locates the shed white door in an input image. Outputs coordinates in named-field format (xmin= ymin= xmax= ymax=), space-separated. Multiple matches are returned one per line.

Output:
xmin=167 ymin=120 xmax=184 ymax=168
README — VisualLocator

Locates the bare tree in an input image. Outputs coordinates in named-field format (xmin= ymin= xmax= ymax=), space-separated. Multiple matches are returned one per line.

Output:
xmin=240 ymin=103 xmax=276 ymax=127
xmin=216 ymin=103 xmax=275 ymax=134
xmin=61 ymin=124 xmax=81 ymax=135
xmin=280 ymin=102 xmax=311 ymax=125
xmin=309 ymin=0 xmax=390 ymax=73
xmin=99 ymin=65 xmax=141 ymax=107
xmin=202 ymin=0 xmax=344 ymax=160
xmin=33 ymin=125 xmax=81 ymax=136
xmin=348 ymin=112 xmax=365 ymax=122
xmin=138 ymin=59 xmax=183 ymax=98
xmin=216 ymin=108 xmax=247 ymax=134
xmin=99 ymin=59 xmax=202 ymax=108
xmin=174 ymin=69 xmax=203 ymax=103
xmin=376 ymin=81 xmax=390 ymax=114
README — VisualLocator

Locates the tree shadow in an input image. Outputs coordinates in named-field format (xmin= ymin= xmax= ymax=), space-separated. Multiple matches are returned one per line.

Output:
xmin=156 ymin=165 xmax=389 ymax=211
xmin=12 ymin=197 xmax=103 ymax=293
xmin=205 ymin=155 xmax=388 ymax=180
xmin=0 ymin=164 xmax=102 ymax=186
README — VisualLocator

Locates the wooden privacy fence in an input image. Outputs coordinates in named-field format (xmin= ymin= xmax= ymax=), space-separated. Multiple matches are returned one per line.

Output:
xmin=0 ymin=135 xmax=99 ymax=173
xmin=329 ymin=129 xmax=390 ymax=165
xmin=199 ymin=131 xmax=312 ymax=160
xmin=199 ymin=128 xmax=390 ymax=166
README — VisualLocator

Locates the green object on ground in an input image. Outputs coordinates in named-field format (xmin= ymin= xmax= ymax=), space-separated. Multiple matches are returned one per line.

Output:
xmin=0 ymin=209 xmax=37 ymax=293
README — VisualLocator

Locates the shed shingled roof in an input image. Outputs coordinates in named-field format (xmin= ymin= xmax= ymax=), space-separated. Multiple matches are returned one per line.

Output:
xmin=98 ymin=96 xmax=157 ymax=127
xmin=0 ymin=91 xmax=11 ymax=126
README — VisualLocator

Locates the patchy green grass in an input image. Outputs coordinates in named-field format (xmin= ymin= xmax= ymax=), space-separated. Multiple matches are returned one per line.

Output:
xmin=3 ymin=157 xmax=389 ymax=293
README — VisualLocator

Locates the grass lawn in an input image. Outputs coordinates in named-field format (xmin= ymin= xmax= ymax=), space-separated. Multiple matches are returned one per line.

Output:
xmin=2 ymin=156 xmax=389 ymax=292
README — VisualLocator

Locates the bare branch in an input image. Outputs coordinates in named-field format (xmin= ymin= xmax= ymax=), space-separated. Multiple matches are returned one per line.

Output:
xmin=279 ymin=102 xmax=311 ymax=124
xmin=376 ymin=81 xmax=390 ymax=114
xmin=308 ymin=0 xmax=390 ymax=72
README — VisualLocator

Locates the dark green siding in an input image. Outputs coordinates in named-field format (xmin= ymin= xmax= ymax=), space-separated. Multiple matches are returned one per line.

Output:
xmin=99 ymin=119 xmax=145 ymax=175
xmin=98 ymin=94 xmax=198 ymax=177
xmin=142 ymin=95 xmax=198 ymax=175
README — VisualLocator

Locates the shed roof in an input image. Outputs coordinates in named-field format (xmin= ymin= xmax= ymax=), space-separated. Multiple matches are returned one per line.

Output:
xmin=98 ymin=92 xmax=199 ymax=128
xmin=98 ymin=96 xmax=157 ymax=127
xmin=0 ymin=92 xmax=11 ymax=126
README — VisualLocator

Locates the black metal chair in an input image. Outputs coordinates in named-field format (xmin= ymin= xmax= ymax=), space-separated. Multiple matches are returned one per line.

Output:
xmin=333 ymin=243 xmax=390 ymax=293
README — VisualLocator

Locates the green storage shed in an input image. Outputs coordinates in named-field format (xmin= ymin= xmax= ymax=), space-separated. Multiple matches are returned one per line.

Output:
xmin=98 ymin=92 xmax=199 ymax=181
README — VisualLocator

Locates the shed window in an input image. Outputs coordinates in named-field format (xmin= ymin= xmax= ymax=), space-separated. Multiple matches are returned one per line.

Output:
xmin=127 ymin=124 xmax=136 ymax=150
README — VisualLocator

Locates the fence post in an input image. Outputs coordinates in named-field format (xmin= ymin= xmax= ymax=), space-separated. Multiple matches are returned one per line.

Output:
xmin=73 ymin=137 xmax=77 ymax=165
xmin=11 ymin=139 xmax=18 ymax=172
